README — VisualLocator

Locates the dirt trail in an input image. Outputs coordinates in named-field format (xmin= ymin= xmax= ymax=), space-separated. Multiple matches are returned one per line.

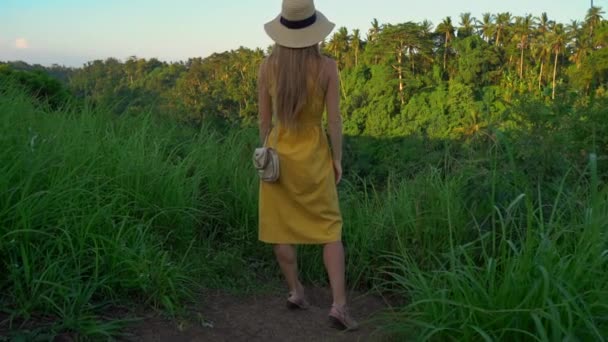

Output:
xmin=123 ymin=287 xmax=389 ymax=342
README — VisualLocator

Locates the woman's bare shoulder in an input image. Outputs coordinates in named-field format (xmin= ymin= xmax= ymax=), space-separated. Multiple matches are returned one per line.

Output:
xmin=321 ymin=57 xmax=338 ymax=87
xmin=259 ymin=56 xmax=270 ymax=72
xmin=258 ymin=57 xmax=273 ymax=83
xmin=321 ymin=56 xmax=337 ymax=81
xmin=321 ymin=56 xmax=337 ymax=70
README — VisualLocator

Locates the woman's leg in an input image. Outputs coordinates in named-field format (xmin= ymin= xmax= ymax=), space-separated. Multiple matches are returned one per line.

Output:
xmin=324 ymin=241 xmax=358 ymax=330
xmin=274 ymin=244 xmax=304 ymax=297
xmin=323 ymin=241 xmax=346 ymax=306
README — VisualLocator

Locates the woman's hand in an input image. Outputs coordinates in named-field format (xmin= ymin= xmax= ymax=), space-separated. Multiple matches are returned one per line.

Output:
xmin=333 ymin=160 xmax=342 ymax=185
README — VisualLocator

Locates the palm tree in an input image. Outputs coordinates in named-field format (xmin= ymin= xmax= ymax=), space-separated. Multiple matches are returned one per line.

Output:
xmin=568 ymin=20 xmax=588 ymax=68
xmin=585 ymin=6 xmax=605 ymax=43
xmin=327 ymin=34 xmax=338 ymax=57
xmin=420 ymin=20 xmax=434 ymax=36
xmin=418 ymin=20 xmax=436 ymax=72
xmin=513 ymin=14 xmax=535 ymax=78
xmin=594 ymin=18 xmax=608 ymax=49
xmin=537 ymin=12 xmax=552 ymax=36
xmin=478 ymin=13 xmax=495 ymax=43
xmin=328 ymin=27 xmax=350 ymax=68
xmin=367 ymin=18 xmax=382 ymax=64
xmin=532 ymin=31 xmax=551 ymax=90
xmin=436 ymin=17 xmax=455 ymax=70
xmin=124 ymin=56 xmax=138 ymax=86
xmin=458 ymin=12 xmax=476 ymax=38
xmin=532 ymin=12 xmax=554 ymax=89
xmin=548 ymin=23 xmax=567 ymax=99
xmin=351 ymin=29 xmax=362 ymax=66
xmin=368 ymin=18 xmax=381 ymax=42
xmin=495 ymin=12 xmax=513 ymax=46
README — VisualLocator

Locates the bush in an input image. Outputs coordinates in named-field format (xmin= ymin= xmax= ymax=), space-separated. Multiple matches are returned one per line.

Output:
xmin=0 ymin=65 xmax=72 ymax=109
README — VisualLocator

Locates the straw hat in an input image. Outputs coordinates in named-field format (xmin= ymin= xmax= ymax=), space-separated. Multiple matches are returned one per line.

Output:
xmin=264 ymin=0 xmax=335 ymax=48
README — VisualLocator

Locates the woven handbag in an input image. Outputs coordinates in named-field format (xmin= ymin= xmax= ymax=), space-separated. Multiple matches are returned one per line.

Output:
xmin=253 ymin=127 xmax=279 ymax=183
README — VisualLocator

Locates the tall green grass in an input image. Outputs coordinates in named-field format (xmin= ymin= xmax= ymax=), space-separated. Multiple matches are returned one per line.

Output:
xmin=1 ymin=84 xmax=606 ymax=340
xmin=375 ymin=158 xmax=608 ymax=339
xmin=0 ymin=85 xmax=259 ymax=338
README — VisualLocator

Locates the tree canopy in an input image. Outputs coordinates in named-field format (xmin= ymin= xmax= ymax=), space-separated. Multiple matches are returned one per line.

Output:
xmin=2 ymin=8 xmax=607 ymax=139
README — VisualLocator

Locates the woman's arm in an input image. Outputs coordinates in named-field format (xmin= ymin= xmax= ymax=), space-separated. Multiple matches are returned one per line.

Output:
xmin=325 ymin=58 xmax=343 ymax=183
xmin=258 ymin=60 xmax=272 ymax=144
xmin=326 ymin=58 xmax=342 ymax=163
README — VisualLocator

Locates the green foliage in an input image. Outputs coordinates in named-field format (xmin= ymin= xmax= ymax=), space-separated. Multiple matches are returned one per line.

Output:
xmin=1 ymin=6 xmax=607 ymax=341
xmin=378 ymin=160 xmax=608 ymax=341
xmin=0 ymin=65 xmax=72 ymax=109
xmin=0 ymin=85 xmax=259 ymax=338
xmin=67 ymin=48 xmax=264 ymax=124
xmin=451 ymin=35 xmax=502 ymax=86
xmin=1 ymin=77 xmax=608 ymax=339
xmin=9 ymin=9 xmax=604 ymax=142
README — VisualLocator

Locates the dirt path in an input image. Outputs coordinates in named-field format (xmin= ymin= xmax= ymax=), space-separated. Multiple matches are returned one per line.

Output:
xmin=123 ymin=287 xmax=389 ymax=342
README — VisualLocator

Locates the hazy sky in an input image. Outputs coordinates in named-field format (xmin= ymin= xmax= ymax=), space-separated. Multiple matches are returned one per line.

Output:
xmin=0 ymin=0 xmax=603 ymax=67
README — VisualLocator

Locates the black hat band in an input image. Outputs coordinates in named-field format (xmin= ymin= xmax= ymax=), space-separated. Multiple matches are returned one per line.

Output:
xmin=280 ymin=13 xmax=317 ymax=29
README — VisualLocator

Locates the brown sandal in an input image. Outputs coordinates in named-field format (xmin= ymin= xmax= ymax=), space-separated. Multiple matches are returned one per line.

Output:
xmin=329 ymin=304 xmax=359 ymax=331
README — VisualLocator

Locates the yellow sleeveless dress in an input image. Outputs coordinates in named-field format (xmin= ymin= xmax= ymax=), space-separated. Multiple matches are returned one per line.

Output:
xmin=258 ymin=75 xmax=342 ymax=244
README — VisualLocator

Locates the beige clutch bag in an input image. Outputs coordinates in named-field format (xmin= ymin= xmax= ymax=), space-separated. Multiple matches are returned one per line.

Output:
xmin=253 ymin=127 xmax=279 ymax=183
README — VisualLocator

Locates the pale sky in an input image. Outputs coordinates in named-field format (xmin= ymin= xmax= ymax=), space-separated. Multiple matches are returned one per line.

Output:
xmin=0 ymin=0 xmax=603 ymax=67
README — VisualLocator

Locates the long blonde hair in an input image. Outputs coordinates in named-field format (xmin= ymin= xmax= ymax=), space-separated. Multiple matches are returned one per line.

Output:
xmin=265 ymin=44 xmax=323 ymax=128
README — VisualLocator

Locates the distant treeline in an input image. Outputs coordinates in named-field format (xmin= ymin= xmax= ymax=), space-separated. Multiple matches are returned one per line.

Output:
xmin=1 ymin=8 xmax=607 ymax=140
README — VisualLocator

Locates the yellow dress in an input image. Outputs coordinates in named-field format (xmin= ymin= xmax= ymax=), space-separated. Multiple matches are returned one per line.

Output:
xmin=258 ymin=77 xmax=342 ymax=244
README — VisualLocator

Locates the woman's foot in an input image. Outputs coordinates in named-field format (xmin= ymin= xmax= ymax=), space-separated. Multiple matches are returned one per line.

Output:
xmin=329 ymin=304 xmax=359 ymax=331
xmin=286 ymin=283 xmax=309 ymax=310
xmin=286 ymin=293 xmax=310 ymax=309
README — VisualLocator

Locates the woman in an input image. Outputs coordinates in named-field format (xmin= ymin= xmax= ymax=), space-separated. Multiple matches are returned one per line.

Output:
xmin=258 ymin=0 xmax=358 ymax=331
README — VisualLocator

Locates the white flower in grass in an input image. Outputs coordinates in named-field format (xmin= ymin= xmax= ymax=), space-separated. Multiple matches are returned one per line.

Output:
xmin=30 ymin=134 xmax=38 ymax=151
xmin=27 ymin=127 xmax=39 ymax=151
